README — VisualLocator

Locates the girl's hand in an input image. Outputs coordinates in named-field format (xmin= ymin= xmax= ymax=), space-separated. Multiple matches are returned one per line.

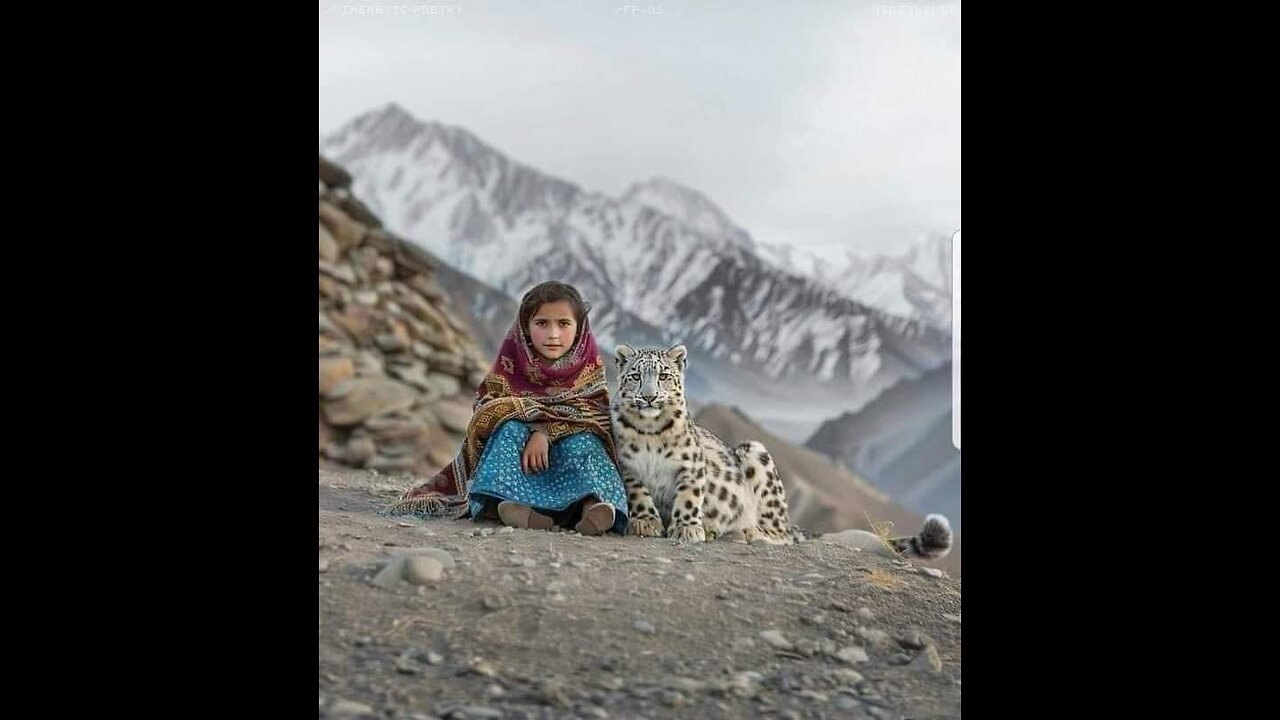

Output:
xmin=522 ymin=430 xmax=549 ymax=474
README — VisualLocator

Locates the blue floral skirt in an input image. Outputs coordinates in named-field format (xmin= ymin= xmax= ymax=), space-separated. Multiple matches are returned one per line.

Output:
xmin=466 ymin=420 xmax=628 ymax=534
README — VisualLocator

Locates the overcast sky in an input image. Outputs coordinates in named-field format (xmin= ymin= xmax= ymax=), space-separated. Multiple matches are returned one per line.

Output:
xmin=319 ymin=0 xmax=960 ymax=260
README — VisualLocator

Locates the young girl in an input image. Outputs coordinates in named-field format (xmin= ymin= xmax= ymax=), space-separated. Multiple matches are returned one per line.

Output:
xmin=384 ymin=281 xmax=628 ymax=535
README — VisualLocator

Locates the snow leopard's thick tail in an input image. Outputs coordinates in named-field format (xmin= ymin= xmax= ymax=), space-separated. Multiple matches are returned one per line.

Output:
xmin=887 ymin=514 xmax=954 ymax=560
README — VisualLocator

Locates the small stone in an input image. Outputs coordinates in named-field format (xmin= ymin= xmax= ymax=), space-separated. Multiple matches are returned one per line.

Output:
xmin=498 ymin=526 xmax=515 ymax=534
xmin=484 ymin=684 xmax=506 ymax=699
xmin=318 ymin=258 xmax=358 ymax=285
xmin=795 ymin=690 xmax=829 ymax=703
xmin=660 ymin=690 xmax=685 ymax=707
xmin=830 ymin=600 xmax=854 ymax=613
xmin=683 ymin=574 xmax=696 ymax=582
xmin=731 ymin=637 xmax=756 ymax=651
xmin=343 ymin=437 xmax=376 ymax=465
xmin=830 ymin=669 xmax=864 ymax=684
xmin=319 ymin=357 xmax=356 ymax=397
xmin=457 ymin=707 xmax=504 ymax=720
xmin=322 ymin=377 xmax=416 ymax=426
xmin=319 ymin=559 xmax=330 ymax=573
xmin=778 ymin=710 xmax=801 ymax=720
xmin=404 ymin=557 xmax=444 ymax=585
xmin=319 ymin=222 xmax=339 ymax=260
xmin=371 ymin=557 xmax=408 ymax=589
xmin=426 ymin=651 xmax=443 ymax=665
xmin=482 ymin=594 xmax=510 ymax=611
xmin=817 ymin=529 xmax=898 ymax=558
xmin=599 ymin=676 xmax=625 ymax=691
xmin=391 ymin=547 xmax=457 ymax=569
xmin=653 ymin=557 xmax=672 ymax=564
xmin=540 ymin=679 xmax=570 ymax=707
xmin=909 ymin=644 xmax=943 ymax=674
xmin=943 ymin=612 xmax=962 ymax=624
xmin=328 ymin=700 xmax=375 ymax=719
xmin=375 ymin=332 xmax=408 ymax=352
xmin=774 ymin=671 xmax=802 ymax=692
xmin=666 ymin=677 xmax=706 ymax=693
xmin=920 ymin=567 xmax=944 ymax=578
xmin=759 ymin=630 xmax=794 ymax=650
xmin=467 ymin=659 xmax=497 ymax=677
xmin=434 ymin=399 xmax=475 ymax=434
xmin=726 ymin=671 xmax=762 ymax=698
xmin=800 ymin=613 xmax=827 ymax=626
xmin=889 ymin=653 xmax=912 ymax=665
xmin=836 ymin=646 xmax=869 ymax=664
xmin=834 ymin=696 xmax=860 ymax=711
xmin=857 ymin=607 xmax=875 ymax=621
xmin=856 ymin=627 xmax=892 ymax=646
xmin=633 ymin=620 xmax=656 ymax=635
xmin=580 ymin=708 xmax=609 ymax=719
xmin=898 ymin=630 xmax=936 ymax=650
xmin=426 ymin=371 xmax=462 ymax=398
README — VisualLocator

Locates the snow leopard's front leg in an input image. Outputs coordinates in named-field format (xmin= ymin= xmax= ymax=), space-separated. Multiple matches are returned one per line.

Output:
xmin=623 ymin=468 xmax=664 ymax=538
xmin=667 ymin=461 xmax=706 ymax=543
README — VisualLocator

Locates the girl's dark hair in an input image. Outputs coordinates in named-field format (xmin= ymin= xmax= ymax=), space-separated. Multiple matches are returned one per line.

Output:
xmin=518 ymin=281 xmax=590 ymax=339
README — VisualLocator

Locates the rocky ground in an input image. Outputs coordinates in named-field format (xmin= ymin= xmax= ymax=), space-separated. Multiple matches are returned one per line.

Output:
xmin=319 ymin=469 xmax=962 ymax=720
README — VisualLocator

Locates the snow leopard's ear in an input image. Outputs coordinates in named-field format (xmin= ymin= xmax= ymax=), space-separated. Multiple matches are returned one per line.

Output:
xmin=614 ymin=344 xmax=635 ymax=371
xmin=665 ymin=344 xmax=687 ymax=372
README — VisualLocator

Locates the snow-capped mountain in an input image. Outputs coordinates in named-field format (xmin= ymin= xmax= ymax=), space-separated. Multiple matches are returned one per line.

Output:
xmin=320 ymin=103 xmax=951 ymax=437
xmin=622 ymin=177 xmax=757 ymax=254
xmin=758 ymin=233 xmax=953 ymax=330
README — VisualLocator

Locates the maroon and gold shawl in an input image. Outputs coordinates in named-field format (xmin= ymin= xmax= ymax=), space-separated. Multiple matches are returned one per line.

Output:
xmin=384 ymin=315 xmax=617 ymax=519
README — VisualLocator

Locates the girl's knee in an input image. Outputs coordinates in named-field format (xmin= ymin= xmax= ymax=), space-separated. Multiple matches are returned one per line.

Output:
xmin=558 ymin=433 xmax=603 ymax=457
xmin=493 ymin=420 xmax=531 ymax=441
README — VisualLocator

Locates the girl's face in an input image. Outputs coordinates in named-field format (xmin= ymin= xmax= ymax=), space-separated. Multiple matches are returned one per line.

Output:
xmin=527 ymin=300 xmax=578 ymax=362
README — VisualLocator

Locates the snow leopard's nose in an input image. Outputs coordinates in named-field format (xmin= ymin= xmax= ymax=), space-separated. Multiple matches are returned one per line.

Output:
xmin=642 ymin=393 xmax=657 ymax=404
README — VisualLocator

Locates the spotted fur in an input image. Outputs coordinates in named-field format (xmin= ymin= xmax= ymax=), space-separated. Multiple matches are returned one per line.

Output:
xmin=609 ymin=344 xmax=796 ymax=544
